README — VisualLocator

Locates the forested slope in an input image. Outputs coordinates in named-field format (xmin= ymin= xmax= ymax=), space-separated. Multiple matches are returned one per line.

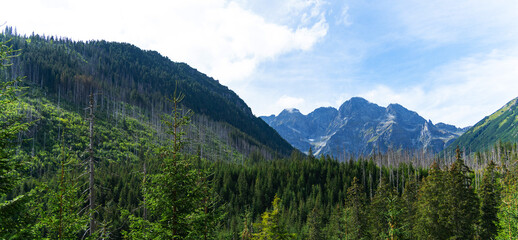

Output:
xmin=1 ymin=27 xmax=293 ymax=157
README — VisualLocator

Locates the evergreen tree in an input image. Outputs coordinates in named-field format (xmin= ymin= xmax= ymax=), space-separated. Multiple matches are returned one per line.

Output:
xmin=369 ymin=177 xmax=402 ymax=240
xmin=0 ymin=38 xmax=33 ymax=238
xmin=497 ymin=164 xmax=518 ymax=239
xmin=478 ymin=160 xmax=500 ymax=239
xmin=344 ymin=177 xmax=368 ymax=240
xmin=414 ymin=161 xmax=449 ymax=239
xmin=253 ymin=194 xmax=295 ymax=240
xmin=31 ymin=132 xmax=88 ymax=239
xmin=400 ymin=174 xmax=418 ymax=240
xmin=306 ymin=206 xmax=323 ymax=240
xmin=444 ymin=147 xmax=479 ymax=239
xmin=124 ymin=90 xmax=217 ymax=239
xmin=325 ymin=205 xmax=345 ymax=240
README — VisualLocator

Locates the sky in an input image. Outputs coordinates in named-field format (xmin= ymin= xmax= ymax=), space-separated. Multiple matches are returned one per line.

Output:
xmin=2 ymin=0 xmax=518 ymax=127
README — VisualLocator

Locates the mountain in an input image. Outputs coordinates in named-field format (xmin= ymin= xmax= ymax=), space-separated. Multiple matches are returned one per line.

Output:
xmin=446 ymin=97 xmax=518 ymax=154
xmin=262 ymin=97 xmax=465 ymax=157
xmin=1 ymin=29 xmax=293 ymax=157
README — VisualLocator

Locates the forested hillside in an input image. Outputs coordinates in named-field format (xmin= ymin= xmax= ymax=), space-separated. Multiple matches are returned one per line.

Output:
xmin=447 ymin=97 xmax=518 ymax=154
xmin=2 ymin=30 xmax=518 ymax=239
xmin=0 ymin=27 xmax=293 ymax=158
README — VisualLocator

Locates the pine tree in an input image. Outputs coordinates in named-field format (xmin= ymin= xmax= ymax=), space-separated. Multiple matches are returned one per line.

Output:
xmin=400 ymin=174 xmax=418 ymax=240
xmin=497 ymin=164 xmax=518 ymax=239
xmin=343 ymin=177 xmax=368 ymax=240
xmin=32 ymin=132 xmax=88 ymax=239
xmin=124 ymin=89 xmax=218 ymax=239
xmin=478 ymin=160 xmax=500 ymax=239
xmin=369 ymin=177 xmax=402 ymax=240
xmin=307 ymin=206 xmax=323 ymax=240
xmin=444 ymin=147 xmax=479 ymax=239
xmin=325 ymin=205 xmax=345 ymax=240
xmin=413 ymin=161 xmax=449 ymax=239
xmin=253 ymin=194 xmax=295 ymax=240
xmin=0 ymin=38 xmax=33 ymax=238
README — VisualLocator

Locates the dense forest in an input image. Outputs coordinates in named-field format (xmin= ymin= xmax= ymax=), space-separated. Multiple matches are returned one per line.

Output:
xmin=1 ymin=31 xmax=518 ymax=239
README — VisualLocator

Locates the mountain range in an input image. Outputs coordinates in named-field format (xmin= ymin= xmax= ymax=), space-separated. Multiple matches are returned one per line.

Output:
xmin=262 ymin=97 xmax=467 ymax=157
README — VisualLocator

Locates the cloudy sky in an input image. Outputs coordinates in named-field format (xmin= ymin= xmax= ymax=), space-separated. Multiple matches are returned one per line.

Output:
xmin=2 ymin=0 xmax=518 ymax=127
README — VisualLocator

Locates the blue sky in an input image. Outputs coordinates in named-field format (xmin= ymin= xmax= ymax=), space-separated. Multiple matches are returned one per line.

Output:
xmin=2 ymin=0 xmax=518 ymax=127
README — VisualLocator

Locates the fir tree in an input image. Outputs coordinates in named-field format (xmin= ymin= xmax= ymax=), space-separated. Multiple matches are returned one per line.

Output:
xmin=0 ymin=38 xmax=33 ymax=238
xmin=306 ymin=206 xmax=323 ymax=240
xmin=124 ymin=89 xmax=218 ymax=239
xmin=413 ymin=161 xmax=449 ymax=239
xmin=444 ymin=147 xmax=479 ymax=239
xmin=344 ymin=177 xmax=368 ymax=240
xmin=253 ymin=194 xmax=295 ymax=240
xmin=478 ymin=160 xmax=500 ymax=239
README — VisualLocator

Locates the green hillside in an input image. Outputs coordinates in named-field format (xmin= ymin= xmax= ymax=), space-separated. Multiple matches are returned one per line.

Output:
xmin=446 ymin=97 xmax=518 ymax=153
xmin=0 ymin=28 xmax=293 ymax=158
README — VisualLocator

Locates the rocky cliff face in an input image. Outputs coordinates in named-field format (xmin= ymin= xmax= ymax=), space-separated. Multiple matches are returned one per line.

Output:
xmin=262 ymin=97 xmax=465 ymax=157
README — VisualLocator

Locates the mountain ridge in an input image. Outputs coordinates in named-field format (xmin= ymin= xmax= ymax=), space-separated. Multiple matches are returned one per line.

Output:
xmin=446 ymin=96 xmax=518 ymax=154
xmin=1 ymin=30 xmax=294 ymax=157
xmin=262 ymin=97 xmax=465 ymax=157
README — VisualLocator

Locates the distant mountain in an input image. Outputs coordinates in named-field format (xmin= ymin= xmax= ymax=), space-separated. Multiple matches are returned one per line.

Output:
xmin=1 ymin=29 xmax=294 ymax=157
xmin=446 ymin=97 xmax=518 ymax=154
xmin=262 ymin=97 xmax=465 ymax=157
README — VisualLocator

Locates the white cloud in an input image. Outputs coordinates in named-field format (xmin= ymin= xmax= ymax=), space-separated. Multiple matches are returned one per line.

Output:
xmin=392 ymin=0 xmax=518 ymax=44
xmin=357 ymin=48 xmax=518 ymax=127
xmin=336 ymin=5 xmax=351 ymax=26
xmin=1 ymin=0 xmax=328 ymax=83
xmin=276 ymin=95 xmax=306 ymax=111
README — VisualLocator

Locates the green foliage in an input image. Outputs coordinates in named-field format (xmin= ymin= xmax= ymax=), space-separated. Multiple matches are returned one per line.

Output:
xmin=444 ymin=148 xmax=479 ymax=239
xmin=0 ymin=39 xmax=31 ymax=195
xmin=124 ymin=92 xmax=221 ymax=239
xmin=253 ymin=194 xmax=296 ymax=240
xmin=30 ymin=135 xmax=89 ymax=239
xmin=306 ymin=207 xmax=323 ymax=240
xmin=478 ymin=160 xmax=500 ymax=239
xmin=497 ymin=163 xmax=518 ymax=239
xmin=414 ymin=162 xmax=449 ymax=239
xmin=447 ymin=97 xmax=518 ymax=154
xmin=0 ymin=32 xmax=294 ymax=157
xmin=344 ymin=177 xmax=368 ymax=240
xmin=0 ymin=38 xmax=34 ymax=239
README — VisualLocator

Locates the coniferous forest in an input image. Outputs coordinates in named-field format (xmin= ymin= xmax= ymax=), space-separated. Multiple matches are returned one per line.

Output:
xmin=1 ymin=29 xmax=518 ymax=239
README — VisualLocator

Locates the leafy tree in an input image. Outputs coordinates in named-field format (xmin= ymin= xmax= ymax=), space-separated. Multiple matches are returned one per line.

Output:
xmin=478 ymin=160 xmax=500 ymax=239
xmin=253 ymin=194 xmax=295 ymax=240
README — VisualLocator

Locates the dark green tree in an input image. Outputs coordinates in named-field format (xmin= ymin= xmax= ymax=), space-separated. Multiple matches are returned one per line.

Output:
xmin=306 ymin=206 xmax=323 ymax=240
xmin=400 ymin=174 xmax=418 ymax=240
xmin=478 ymin=160 xmax=500 ymax=239
xmin=0 ymin=39 xmax=33 ymax=238
xmin=444 ymin=147 xmax=479 ymax=239
xmin=344 ymin=177 xmax=368 ymax=240
xmin=413 ymin=161 xmax=449 ymax=239
xmin=124 ymin=90 xmax=217 ymax=239
xmin=369 ymin=177 xmax=402 ymax=240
